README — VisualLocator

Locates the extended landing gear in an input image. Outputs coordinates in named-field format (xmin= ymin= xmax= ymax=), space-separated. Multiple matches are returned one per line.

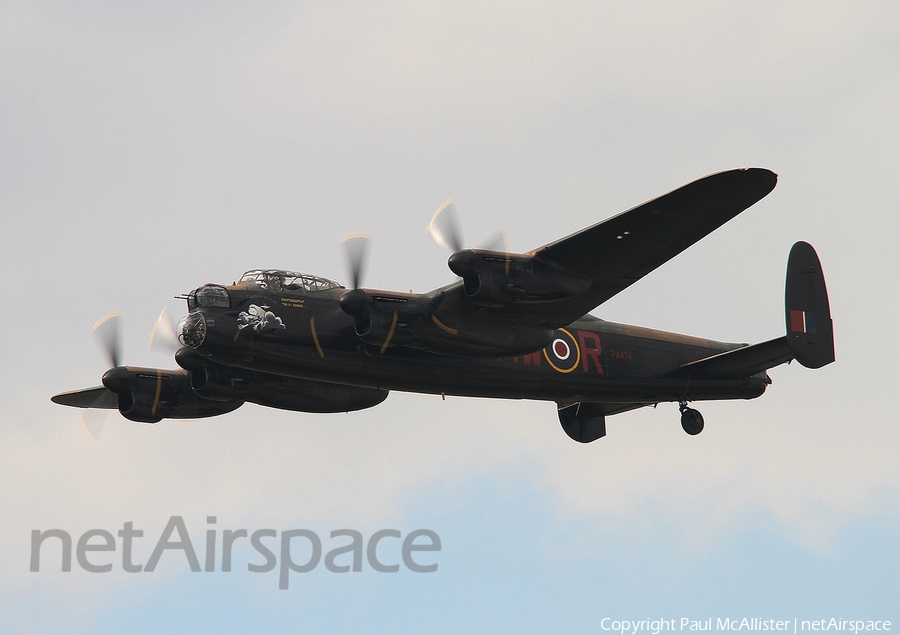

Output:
xmin=679 ymin=401 xmax=704 ymax=435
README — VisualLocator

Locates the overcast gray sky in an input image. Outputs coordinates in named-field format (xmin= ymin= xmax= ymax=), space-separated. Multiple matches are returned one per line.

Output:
xmin=2 ymin=2 xmax=898 ymax=632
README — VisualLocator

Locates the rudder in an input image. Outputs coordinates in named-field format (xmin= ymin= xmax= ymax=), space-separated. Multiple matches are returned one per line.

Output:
xmin=785 ymin=241 xmax=834 ymax=369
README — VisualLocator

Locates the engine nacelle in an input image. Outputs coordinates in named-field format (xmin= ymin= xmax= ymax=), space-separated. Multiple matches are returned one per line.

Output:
xmin=339 ymin=288 xmax=555 ymax=357
xmin=175 ymin=348 xmax=389 ymax=413
xmin=340 ymin=289 xmax=429 ymax=349
xmin=101 ymin=366 xmax=243 ymax=423
xmin=448 ymin=249 xmax=592 ymax=308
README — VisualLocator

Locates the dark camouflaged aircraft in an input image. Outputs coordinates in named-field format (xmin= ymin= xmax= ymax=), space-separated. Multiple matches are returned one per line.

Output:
xmin=53 ymin=168 xmax=834 ymax=442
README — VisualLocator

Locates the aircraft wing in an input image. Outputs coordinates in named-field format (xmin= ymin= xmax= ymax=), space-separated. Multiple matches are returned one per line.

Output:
xmin=497 ymin=168 xmax=777 ymax=326
xmin=51 ymin=386 xmax=119 ymax=409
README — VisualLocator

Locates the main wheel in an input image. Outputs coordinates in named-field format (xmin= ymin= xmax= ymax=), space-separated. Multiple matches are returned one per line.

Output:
xmin=680 ymin=408 xmax=704 ymax=435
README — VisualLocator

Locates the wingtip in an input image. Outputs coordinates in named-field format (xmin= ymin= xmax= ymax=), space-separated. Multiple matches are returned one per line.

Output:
xmin=742 ymin=166 xmax=778 ymax=186
xmin=51 ymin=386 xmax=119 ymax=409
xmin=722 ymin=167 xmax=777 ymax=198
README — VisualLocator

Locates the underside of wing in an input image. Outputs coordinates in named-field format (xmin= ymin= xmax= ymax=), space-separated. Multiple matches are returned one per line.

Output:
xmin=497 ymin=168 xmax=777 ymax=325
xmin=51 ymin=386 xmax=119 ymax=409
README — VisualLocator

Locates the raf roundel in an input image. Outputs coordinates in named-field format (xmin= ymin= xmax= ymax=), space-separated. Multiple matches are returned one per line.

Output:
xmin=542 ymin=328 xmax=581 ymax=373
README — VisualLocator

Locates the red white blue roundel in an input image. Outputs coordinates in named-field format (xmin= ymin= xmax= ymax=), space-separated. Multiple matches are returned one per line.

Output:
xmin=542 ymin=328 xmax=581 ymax=373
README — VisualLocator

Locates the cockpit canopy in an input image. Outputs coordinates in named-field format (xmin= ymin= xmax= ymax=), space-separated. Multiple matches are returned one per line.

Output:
xmin=238 ymin=269 xmax=343 ymax=293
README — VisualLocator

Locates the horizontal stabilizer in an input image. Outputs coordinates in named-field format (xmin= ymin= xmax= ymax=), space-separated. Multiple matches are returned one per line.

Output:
xmin=681 ymin=337 xmax=792 ymax=378
xmin=785 ymin=241 xmax=834 ymax=368
xmin=51 ymin=386 xmax=118 ymax=409
xmin=682 ymin=241 xmax=834 ymax=378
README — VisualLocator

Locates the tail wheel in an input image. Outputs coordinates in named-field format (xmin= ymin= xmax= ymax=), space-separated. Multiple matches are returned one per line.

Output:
xmin=680 ymin=407 xmax=704 ymax=435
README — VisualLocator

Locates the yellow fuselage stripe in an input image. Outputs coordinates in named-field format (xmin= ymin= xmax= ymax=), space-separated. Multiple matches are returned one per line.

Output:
xmin=431 ymin=314 xmax=459 ymax=335
xmin=381 ymin=311 xmax=399 ymax=354
xmin=151 ymin=370 xmax=163 ymax=416
xmin=310 ymin=316 xmax=325 ymax=358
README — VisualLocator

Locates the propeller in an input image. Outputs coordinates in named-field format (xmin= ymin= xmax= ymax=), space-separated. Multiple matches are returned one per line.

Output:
xmin=428 ymin=199 xmax=508 ymax=254
xmin=428 ymin=200 xmax=464 ymax=253
xmin=340 ymin=232 xmax=372 ymax=290
xmin=79 ymin=309 xmax=179 ymax=441
xmin=73 ymin=311 xmax=124 ymax=443
xmin=79 ymin=409 xmax=106 ymax=443
xmin=339 ymin=233 xmax=372 ymax=319
xmin=56 ymin=309 xmax=214 ymax=435
xmin=92 ymin=312 xmax=122 ymax=368
xmin=148 ymin=307 xmax=182 ymax=354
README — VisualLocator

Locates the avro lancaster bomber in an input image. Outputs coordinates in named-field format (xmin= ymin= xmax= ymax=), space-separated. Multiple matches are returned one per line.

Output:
xmin=53 ymin=168 xmax=834 ymax=442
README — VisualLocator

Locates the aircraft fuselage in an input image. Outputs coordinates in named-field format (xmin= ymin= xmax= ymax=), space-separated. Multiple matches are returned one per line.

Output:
xmin=180 ymin=281 xmax=767 ymax=409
